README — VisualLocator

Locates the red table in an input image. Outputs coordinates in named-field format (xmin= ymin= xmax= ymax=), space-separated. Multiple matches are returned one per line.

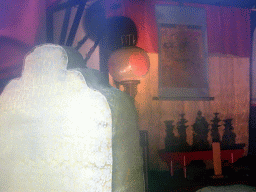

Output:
xmin=159 ymin=149 xmax=244 ymax=178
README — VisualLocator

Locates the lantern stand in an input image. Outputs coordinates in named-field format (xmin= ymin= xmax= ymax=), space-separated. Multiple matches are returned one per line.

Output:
xmin=113 ymin=79 xmax=140 ymax=98
xmin=108 ymin=45 xmax=150 ymax=192
xmin=107 ymin=24 xmax=150 ymax=191
xmin=120 ymin=80 xmax=140 ymax=98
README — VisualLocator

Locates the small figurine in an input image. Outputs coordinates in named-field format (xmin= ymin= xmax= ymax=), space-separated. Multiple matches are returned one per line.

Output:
xmin=192 ymin=111 xmax=210 ymax=150
xmin=211 ymin=112 xmax=221 ymax=143
xmin=222 ymin=119 xmax=236 ymax=149
xmin=164 ymin=120 xmax=179 ymax=151
xmin=177 ymin=113 xmax=189 ymax=151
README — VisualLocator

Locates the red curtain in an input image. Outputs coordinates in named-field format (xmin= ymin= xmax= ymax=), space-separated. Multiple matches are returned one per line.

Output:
xmin=0 ymin=0 xmax=60 ymax=46
xmin=1 ymin=0 xmax=252 ymax=84
xmin=105 ymin=0 xmax=252 ymax=57
xmin=0 ymin=0 xmax=61 ymax=93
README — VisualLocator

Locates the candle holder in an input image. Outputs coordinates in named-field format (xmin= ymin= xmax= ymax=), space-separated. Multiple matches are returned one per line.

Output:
xmin=108 ymin=46 xmax=150 ymax=98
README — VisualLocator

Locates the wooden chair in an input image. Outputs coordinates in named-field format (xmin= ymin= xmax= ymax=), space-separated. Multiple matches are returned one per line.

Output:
xmin=46 ymin=0 xmax=99 ymax=63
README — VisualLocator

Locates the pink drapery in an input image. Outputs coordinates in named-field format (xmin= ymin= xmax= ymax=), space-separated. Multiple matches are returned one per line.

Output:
xmin=105 ymin=0 xmax=252 ymax=57
xmin=0 ymin=0 xmax=60 ymax=86
xmin=0 ymin=0 xmax=60 ymax=46
xmin=1 ymin=0 xmax=252 ymax=58
xmin=0 ymin=0 xmax=252 ymax=83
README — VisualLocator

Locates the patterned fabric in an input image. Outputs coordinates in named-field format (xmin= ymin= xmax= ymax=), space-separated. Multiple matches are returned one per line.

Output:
xmin=0 ymin=44 xmax=112 ymax=191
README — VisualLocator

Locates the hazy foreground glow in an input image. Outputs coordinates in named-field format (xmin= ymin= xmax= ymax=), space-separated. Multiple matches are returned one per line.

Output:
xmin=0 ymin=44 xmax=112 ymax=191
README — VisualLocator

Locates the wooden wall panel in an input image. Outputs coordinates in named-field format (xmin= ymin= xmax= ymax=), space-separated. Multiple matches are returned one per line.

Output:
xmin=233 ymin=56 xmax=250 ymax=153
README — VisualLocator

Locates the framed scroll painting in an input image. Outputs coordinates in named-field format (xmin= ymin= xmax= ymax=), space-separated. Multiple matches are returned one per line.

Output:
xmin=155 ymin=5 xmax=210 ymax=100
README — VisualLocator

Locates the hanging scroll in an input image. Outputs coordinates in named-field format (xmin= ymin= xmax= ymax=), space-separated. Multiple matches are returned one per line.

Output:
xmin=155 ymin=5 xmax=210 ymax=100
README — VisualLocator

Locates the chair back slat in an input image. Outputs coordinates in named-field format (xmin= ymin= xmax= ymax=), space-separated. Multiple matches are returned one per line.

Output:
xmin=59 ymin=7 xmax=72 ymax=45
xmin=46 ymin=10 xmax=54 ymax=43
xmin=46 ymin=0 xmax=87 ymax=47
xmin=66 ymin=3 xmax=86 ymax=46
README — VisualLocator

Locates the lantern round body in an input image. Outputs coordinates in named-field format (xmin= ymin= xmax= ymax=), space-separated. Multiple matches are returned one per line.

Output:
xmin=108 ymin=46 xmax=150 ymax=82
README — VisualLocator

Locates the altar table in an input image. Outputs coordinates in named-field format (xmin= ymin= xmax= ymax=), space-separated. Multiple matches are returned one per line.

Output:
xmin=159 ymin=149 xmax=244 ymax=178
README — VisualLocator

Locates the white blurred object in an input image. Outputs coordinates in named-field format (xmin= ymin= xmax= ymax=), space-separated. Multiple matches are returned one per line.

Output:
xmin=0 ymin=44 xmax=112 ymax=192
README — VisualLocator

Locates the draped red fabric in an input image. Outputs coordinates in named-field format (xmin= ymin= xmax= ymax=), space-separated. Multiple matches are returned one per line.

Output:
xmin=107 ymin=0 xmax=251 ymax=57
xmin=0 ymin=0 xmax=60 ymax=92
xmin=0 ymin=0 xmax=252 ymax=85
xmin=0 ymin=0 xmax=60 ymax=46
xmin=204 ymin=4 xmax=251 ymax=57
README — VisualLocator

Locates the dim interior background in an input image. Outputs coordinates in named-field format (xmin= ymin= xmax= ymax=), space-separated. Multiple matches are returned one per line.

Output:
xmin=1 ymin=0 xmax=256 ymax=173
